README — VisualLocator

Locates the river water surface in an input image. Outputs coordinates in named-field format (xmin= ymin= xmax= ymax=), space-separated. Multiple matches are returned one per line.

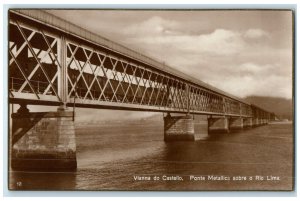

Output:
xmin=9 ymin=120 xmax=294 ymax=191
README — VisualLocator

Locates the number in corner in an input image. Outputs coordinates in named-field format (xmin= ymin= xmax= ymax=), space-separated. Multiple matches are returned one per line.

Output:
xmin=16 ymin=181 xmax=22 ymax=187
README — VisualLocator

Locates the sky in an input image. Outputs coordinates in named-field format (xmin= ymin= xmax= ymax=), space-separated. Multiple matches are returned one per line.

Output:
xmin=46 ymin=9 xmax=293 ymax=99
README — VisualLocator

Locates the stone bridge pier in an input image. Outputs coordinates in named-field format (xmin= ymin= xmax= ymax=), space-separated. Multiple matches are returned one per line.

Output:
xmin=229 ymin=117 xmax=243 ymax=131
xmin=164 ymin=114 xmax=244 ymax=140
xmin=208 ymin=116 xmax=229 ymax=134
xmin=164 ymin=113 xmax=195 ymax=141
xmin=164 ymin=114 xmax=271 ymax=140
xmin=10 ymin=104 xmax=77 ymax=171
xmin=11 ymin=105 xmax=271 ymax=170
xmin=243 ymin=118 xmax=253 ymax=128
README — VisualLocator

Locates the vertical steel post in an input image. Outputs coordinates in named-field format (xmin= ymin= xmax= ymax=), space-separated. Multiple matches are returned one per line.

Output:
xmin=11 ymin=78 xmax=14 ymax=91
xmin=239 ymin=103 xmax=242 ymax=116
xmin=58 ymin=35 xmax=68 ymax=110
xmin=186 ymin=83 xmax=190 ymax=114
xmin=166 ymin=84 xmax=170 ymax=107
xmin=223 ymin=97 xmax=226 ymax=115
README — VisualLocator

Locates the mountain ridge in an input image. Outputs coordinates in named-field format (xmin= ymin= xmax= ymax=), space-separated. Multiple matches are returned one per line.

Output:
xmin=243 ymin=96 xmax=293 ymax=120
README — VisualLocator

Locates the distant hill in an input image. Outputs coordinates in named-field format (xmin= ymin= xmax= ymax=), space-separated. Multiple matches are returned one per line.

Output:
xmin=243 ymin=96 xmax=293 ymax=120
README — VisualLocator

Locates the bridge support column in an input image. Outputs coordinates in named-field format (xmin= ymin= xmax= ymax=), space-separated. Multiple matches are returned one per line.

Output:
xmin=208 ymin=116 xmax=229 ymax=134
xmin=252 ymin=118 xmax=259 ymax=127
xmin=11 ymin=105 xmax=77 ymax=171
xmin=258 ymin=118 xmax=262 ymax=126
xmin=229 ymin=117 xmax=243 ymax=131
xmin=259 ymin=118 xmax=264 ymax=125
xmin=164 ymin=113 xmax=195 ymax=141
xmin=243 ymin=118 xmax=253 ymax=128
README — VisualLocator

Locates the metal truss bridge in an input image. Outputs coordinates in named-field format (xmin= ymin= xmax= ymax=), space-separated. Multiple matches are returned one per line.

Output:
xmin=8 ymin=10 xmax=272 ymax=120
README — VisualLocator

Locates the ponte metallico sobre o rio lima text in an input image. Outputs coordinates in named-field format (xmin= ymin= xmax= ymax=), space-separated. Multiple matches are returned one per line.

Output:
xmin=8 ymin=10 xmax=275 ymax=171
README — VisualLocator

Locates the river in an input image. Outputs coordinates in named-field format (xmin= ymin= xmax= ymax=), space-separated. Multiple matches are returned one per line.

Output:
xmin=9 ymin=120 xmax=294 ymax=191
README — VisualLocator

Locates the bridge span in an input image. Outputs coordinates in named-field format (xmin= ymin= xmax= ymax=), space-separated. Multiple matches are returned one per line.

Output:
xmin=9 ymin=10 xmax=274 ymax=170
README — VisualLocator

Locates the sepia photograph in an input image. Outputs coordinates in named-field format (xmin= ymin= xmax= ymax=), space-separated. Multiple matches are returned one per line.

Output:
xmin=7 ymin=8 xmax=294 ymax=191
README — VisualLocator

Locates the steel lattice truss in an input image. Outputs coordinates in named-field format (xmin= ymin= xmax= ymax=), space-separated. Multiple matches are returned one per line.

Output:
xmin=8 ymin=11 xmax=271 ymax=118
xmin=9 ymin=20 xmax=60 ymax=102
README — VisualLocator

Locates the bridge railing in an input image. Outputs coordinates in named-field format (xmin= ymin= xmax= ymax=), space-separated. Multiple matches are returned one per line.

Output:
xmin=8 ymin=10 xmax=272 ymax=119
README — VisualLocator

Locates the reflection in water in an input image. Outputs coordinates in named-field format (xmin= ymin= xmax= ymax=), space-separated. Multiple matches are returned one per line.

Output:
xmin=9 ymin=122 xmax=293 ymax=191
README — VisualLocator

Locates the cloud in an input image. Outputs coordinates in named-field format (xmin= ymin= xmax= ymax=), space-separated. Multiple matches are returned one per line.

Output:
xmin=125 ymin=28 xmax=246 ymax=58
xmin=238 ymin=62 xmax=278 ymax=76
xmin=240 ymin=62 xmax=263 ymax=74
xmin=123 ymin=18 xmax=273 ymax=59
xmin=180 ymin=29 xmax=246 ymax=56
xmin=203 ymin=60 xmax=292 ymax=99
xmin=124 ymin=16 xmax=179 ymax=36
xmin=120 ymin=19 xmax=292 ymax=100
xmin=209 ymin=73 xmax=292 ymax=99
xmin=244 ymin=29 xmax=270 ymax=39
